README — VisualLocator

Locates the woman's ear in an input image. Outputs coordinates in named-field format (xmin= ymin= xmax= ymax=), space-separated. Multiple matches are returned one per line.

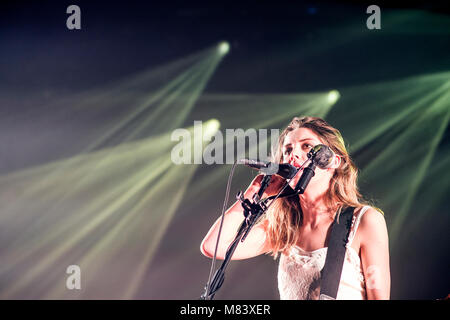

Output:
xmin=331 ymin=154 xmax=341 ymax=169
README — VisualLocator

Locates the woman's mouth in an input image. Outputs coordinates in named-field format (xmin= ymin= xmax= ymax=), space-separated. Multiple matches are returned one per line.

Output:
xmin=290 ymin=161 xmax=303 ymax=168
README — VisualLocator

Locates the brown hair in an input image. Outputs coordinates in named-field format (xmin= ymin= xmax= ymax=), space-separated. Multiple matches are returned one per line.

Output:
xmin=264 ymin=116 xmax=369 ymax=258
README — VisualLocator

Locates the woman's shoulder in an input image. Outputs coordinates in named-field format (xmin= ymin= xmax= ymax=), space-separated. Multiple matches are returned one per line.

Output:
xmin=347 ymin=205 xmax=386 ymax=248
xmin=356 ymin=205 xmax=385 ymax=226
xmin=350 ymin=204 xmax=383 ymax=218
xmin=355 ymin=205 xmax=388 ymax=246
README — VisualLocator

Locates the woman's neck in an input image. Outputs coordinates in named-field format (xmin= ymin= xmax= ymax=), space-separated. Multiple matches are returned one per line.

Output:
xmin=299 ymin=189 xmax=335 ymax=228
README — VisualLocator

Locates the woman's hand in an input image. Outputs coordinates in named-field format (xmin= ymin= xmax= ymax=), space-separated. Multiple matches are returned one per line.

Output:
xmin=260 ymin=174 xmax=288 ymax=198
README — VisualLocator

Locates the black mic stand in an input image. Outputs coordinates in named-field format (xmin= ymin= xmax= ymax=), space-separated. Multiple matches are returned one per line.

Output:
xmin=294 ymin=161 xmax=316 ymax=194
xmin=200 ymin=174 xmax=276 ymax=300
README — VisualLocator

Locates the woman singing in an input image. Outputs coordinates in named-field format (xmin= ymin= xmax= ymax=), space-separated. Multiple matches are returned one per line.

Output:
xmin=200 ymin=116 xmax=390 ymax=300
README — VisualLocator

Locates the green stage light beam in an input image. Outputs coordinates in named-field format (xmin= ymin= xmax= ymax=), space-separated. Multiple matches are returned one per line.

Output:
xmin=50 ymin=48 xmax=225 ymax=214
xmin=360 ymin=82 xmax=450 ymax=177
xmin=407 ymin=148 xmax=450 ymax=227
xmin=0 ymin=152 xmax=171 ymax=268
xmin=124 ymin=49 xmax=226 ymax=139
xmin=40 ymin=162 xmax=196 ymax=299
xmin=351 ymin=80 xmax=450 ymax=244
xmin=351 ymin=82 xmax=449 ymax=153
xmin=0 ymin=131 xmax=174 ymax=225
xmin=389 ymin=86 xmax=450 ymax=239
xmin=381 ymin=10 xmax=450 ymax=36
xmin=192 ymin=91 xmax=337 ymax=131
xmin=254 ymin=92 xmax=338 ymax=129
xmin=3 ymin=43 xmax=226 ymax=204
xmin=0 ymin=120 xmax=219 ymax=299
xmin=326 ymin=71 xmax=450 ymax=153
xmin=0 ymin=43 xmax=227 ymax=252
xmin=0 ymin=137 xmax=174 ymax=292
xmin=64 ymin=44 xmax=219 ymax=116
xmin=42 ymin=120 xmax=220 ymax=299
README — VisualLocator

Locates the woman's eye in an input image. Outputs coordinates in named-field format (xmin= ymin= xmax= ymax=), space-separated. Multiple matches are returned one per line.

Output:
xmin=284 ymin=148 xmax=292 ymax=155
xmin=302 ymin=143 xmax=312 ymax=150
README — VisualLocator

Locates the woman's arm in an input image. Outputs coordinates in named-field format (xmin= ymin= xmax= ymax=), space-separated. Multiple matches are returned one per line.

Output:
xmin=359 ymin=208 xmax=391 ymax=299
xmin=359 ymin=208 xmax=391 ymax=300
xmin=200 ymin=174 xmax=283 ymax=260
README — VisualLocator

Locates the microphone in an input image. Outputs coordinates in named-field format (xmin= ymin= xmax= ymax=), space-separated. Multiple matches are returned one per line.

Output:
xmin=294 ymin=144 xmax=336 ymax=193
xmin=308 ymin=144 xmax=335 ymax=169
xmin=239 ymin=159 xmax=298 ymax=179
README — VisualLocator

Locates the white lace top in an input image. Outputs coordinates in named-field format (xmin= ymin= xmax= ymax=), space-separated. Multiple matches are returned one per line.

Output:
xmin=278 ymin=206 xmax=371 ymax=300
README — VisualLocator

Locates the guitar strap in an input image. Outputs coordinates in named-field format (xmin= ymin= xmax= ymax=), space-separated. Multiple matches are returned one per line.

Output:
xmin=319 ymin=206 xmax=355 ymax=300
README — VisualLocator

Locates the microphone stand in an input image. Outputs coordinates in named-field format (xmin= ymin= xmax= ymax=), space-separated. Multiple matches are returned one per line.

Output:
xmin=200 ymin=175 xmax=297 ymax=300
xmin=200 ymin=149 xmax=321 ymax=300
xmin=294 ymin=161 xmax=316 ymax=194
xmin=200 ymin=194 xmax=264 ymax=300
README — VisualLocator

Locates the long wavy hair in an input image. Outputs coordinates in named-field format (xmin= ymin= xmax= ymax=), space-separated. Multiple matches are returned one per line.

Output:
xmin=263 ymin=116 xmax=370 ymax=259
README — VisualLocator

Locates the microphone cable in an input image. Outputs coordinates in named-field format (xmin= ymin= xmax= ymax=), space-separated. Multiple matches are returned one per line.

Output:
xmin=204 ymin=160 xmax=238 ymax=299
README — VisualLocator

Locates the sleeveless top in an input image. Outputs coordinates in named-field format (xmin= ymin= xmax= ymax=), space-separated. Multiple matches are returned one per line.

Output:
xmin=277 ymin=206 xmax=371 ymax=300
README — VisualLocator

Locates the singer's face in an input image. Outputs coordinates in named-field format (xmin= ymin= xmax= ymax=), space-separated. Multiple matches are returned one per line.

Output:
xmin=282 ymin=127 xmax=332 ymax=187
xmin=282 ymin=128 xmax=323 ymax=166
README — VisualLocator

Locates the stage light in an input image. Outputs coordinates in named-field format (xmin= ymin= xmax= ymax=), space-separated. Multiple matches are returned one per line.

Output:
xmin=218 ymin=41 xmax=230 ymax=55
xmin=203 ymin=118 xmax=220 ymax=140
xmin=327 ymin=90 xmax=340 ymax=104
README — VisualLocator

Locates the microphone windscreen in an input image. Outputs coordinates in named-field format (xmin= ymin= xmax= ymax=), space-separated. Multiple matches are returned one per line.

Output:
xmin=313 ymin=145 xmax=335 ymax=169
xmin=262 ymin=163 xmax=297 ymax=179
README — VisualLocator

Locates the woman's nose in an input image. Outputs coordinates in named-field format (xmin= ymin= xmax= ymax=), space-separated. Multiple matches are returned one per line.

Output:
xmin=288 ymin=152 xmax=301 ymax=164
